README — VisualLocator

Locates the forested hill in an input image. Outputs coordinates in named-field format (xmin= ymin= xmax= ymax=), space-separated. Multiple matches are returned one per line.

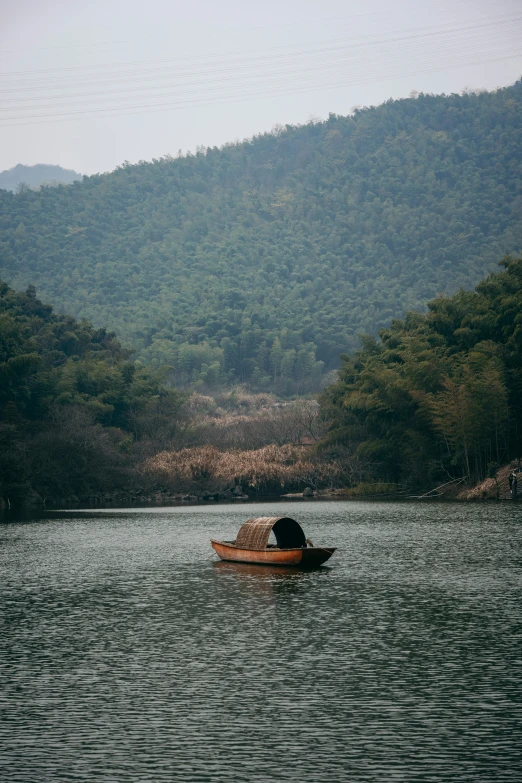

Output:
xmin=0 ymin=164 xmax=82 ymax=192
xmin=1 ymin=82 xmax=521 ymax=394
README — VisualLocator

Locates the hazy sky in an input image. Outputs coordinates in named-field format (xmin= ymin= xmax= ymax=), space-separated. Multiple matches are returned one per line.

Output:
xmin=1 ymin=0 xmax=521 ymax=174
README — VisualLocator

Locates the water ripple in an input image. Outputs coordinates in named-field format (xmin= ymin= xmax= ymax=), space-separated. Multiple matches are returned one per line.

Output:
xmin=1 ymin=501 xmax=522 ymax=781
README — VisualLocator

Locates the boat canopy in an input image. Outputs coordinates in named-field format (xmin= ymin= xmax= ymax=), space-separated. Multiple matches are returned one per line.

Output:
xmin=235 ymin=517 xmax=306 ymax=550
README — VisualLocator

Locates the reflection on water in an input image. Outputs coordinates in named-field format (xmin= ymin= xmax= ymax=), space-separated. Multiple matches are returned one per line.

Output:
xmin=213 ymin=559 xmax=309 ymax=578
xmin=1 ymin=500 xmax=522 ymax=782
xmin=213 ymin=559 xmax=332 ymax=600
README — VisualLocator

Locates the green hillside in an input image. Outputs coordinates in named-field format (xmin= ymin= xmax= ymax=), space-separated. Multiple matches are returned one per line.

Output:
xmin=1 ymin=82 xmax=521 ymax=393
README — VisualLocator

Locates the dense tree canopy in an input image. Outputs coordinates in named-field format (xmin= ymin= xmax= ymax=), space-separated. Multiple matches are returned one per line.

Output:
xmin=1 ymin=82 xmax=521 ymax=394
xmin=319 ymin=256 xmax=522 ymax=488
xmin=0 ymin=280 xmax=185 ymax=503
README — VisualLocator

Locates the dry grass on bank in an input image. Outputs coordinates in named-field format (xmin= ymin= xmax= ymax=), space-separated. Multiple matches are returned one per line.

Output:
xmin=457 ymin=462 xmax=519 ymax=500
xmin=185 ymin=395 xmax=325 ymax=451
xmin=141 ymin=444 xmax=338 ymax=494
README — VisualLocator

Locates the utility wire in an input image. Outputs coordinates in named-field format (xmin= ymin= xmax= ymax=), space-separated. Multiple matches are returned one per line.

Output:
xmin=2 ymin=37 xmax=517 ymax=114
xmin=1 ymin=14 xmax=520 ymax=113
xmin=1 ymin=50 xmax=519 ymax=128
xmin=0 ymin=0 xmax=478 ymax=54
xmin=1 ymin=11 xmax=520 ymax=82
xmin=1 ymin=11 xmax=519 ymax=126
xmin=2 ymin=21 xmax=519 ymax=101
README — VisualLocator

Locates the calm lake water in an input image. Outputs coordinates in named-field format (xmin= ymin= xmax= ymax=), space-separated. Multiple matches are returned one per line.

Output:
xmin=1 ymin=500 xmax=522 ymax=782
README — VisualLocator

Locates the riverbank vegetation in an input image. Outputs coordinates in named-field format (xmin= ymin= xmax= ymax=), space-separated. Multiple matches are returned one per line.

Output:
xmin=1 ymin=82 xmax=521 ymax=394
xmin=2 ymin=256 xmax=522 ymax=508
xmin=319 ymin=255 xmax=522 ymax=489
xmin=0 ymin=280 xmax=183 ymax=505
xmin=142 ymin=445 xmax=333 ymax=498
xmin=0 ymin=280 xmax=333 ymax=506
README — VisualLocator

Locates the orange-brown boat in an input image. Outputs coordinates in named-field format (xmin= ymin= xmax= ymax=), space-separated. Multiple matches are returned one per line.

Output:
xmin=211 ymin=516 xmax=335 ymax=567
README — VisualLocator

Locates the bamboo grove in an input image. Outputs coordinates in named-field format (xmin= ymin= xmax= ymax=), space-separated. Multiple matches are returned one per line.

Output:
xmin=319 ymin=256 xmax=522 ymax=487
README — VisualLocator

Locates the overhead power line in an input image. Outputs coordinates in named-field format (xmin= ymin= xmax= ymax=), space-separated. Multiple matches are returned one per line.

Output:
xmin=0 ymin=10 xmax=520 ymax=128
xmin=1 ymin=11 xmax=520 ymax=82
xmin=0 ymin=50 xmax=519 ymax=128
xmin=0 ymin=0 xmax=477 ymax=54
xmin=1 ymin=37 xmax=517 ymax=114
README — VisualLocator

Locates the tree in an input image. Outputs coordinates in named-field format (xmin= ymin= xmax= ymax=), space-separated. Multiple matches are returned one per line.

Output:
xmin=319 ymin=256 xmax=522 ymax=488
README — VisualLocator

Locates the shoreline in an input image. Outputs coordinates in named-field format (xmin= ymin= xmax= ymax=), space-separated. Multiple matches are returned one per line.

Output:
xmin=1 ymin=491 xmax=518 ymax=520
xmin=2 ymin=463 xmax=519 ymax=515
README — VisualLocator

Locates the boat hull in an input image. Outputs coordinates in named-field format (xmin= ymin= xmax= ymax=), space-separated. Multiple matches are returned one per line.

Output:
xmin=211 ymin=539 xmax=335 ymax=567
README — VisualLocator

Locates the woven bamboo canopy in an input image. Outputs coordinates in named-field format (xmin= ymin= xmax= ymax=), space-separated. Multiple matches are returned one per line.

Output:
xmin=235 ymin=517 xmax=306 ymax=550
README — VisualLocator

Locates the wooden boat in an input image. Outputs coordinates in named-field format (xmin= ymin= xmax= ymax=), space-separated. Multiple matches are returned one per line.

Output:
xmin=211 ymin=516 xmax=335 ymax=567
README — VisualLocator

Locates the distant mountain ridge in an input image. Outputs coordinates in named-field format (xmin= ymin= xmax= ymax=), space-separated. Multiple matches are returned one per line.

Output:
xmin=0 ymin=163 xmax=82 ymax=192
xmin=0 ymin=81 xmax=521 ymax=393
